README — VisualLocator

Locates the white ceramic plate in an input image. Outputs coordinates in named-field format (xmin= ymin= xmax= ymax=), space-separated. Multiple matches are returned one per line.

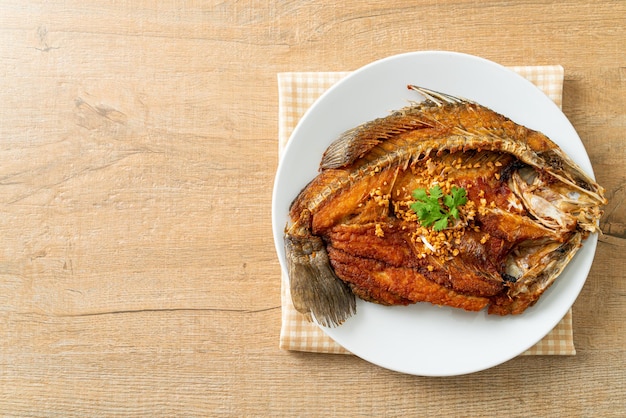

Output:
xmin=272 ymin=51 xmax=598 ymax=376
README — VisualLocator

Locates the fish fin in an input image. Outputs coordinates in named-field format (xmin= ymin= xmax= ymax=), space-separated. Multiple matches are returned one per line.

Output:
xmin=319 ymin=85 xmax=467 ymax=170
xmin=320 ymin=127 xmax=382 ymax=170
xmin=320 ymin=113 xmax=433 ymax=170
xmin=408 ymin=85 xmax=467 ymax=106
xmin=284 ymin=212 xmax=356 ymax=327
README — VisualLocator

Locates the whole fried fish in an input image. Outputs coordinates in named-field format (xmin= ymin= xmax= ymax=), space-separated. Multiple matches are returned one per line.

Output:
xmin=285 ymin=86 xmax=606 ymax=327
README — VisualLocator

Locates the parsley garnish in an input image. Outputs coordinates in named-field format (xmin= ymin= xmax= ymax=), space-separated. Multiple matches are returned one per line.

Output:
xmin=410 ymin=185 xmax=467 ymax=231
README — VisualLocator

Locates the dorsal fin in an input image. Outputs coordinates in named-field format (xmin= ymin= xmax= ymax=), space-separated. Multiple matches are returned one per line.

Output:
xmin=407 ymin=85 xmax=468 ymax=106
xmin=320 ymin=111 xmax=433 ymax=170
xmin=320 ymin=86 xmax=469 ymax=170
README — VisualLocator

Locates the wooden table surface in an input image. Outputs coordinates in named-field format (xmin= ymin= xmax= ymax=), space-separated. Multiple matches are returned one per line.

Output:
xmin=1 ymin=1 xmax=624 ymax=416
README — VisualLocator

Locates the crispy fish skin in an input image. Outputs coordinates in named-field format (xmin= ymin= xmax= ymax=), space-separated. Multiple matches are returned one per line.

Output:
xmin=285 ymin=86 xmax=606 ymax=327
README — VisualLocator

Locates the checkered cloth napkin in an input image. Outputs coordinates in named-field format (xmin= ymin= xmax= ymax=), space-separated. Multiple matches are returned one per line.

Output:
xmin=278 ymin=65 xmax=576 ymax=356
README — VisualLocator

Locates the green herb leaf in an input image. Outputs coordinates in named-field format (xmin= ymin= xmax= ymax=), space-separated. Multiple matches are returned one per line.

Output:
xmin=448 ymin=186 xmax=468 ymax=208
xmin=412 ymin=188 xmax=428 ymax=201
xmin=433 ymin=217 xmax=449 ymax=231
xmin=429 ymin=185 xmax=443 ymax=200
xmin=410 ymin=185 xmax=468 ymax=231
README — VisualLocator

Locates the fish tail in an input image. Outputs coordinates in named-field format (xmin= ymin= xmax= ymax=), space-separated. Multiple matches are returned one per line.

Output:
xmin=284 ymin=211 xmax=356 ymax=327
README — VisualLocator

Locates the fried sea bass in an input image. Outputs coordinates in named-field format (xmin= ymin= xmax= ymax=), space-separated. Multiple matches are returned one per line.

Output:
xmin=285 ymin=86 xmax=606 ymax=327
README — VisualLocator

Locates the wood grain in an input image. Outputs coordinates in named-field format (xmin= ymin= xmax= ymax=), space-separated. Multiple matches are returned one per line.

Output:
xmin=0 ymin=1 xmax=624 ymax=416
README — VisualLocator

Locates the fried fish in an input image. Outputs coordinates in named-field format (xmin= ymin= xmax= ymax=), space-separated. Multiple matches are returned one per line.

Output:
xmin=285 ymin=86 xmax=606 ymax=327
